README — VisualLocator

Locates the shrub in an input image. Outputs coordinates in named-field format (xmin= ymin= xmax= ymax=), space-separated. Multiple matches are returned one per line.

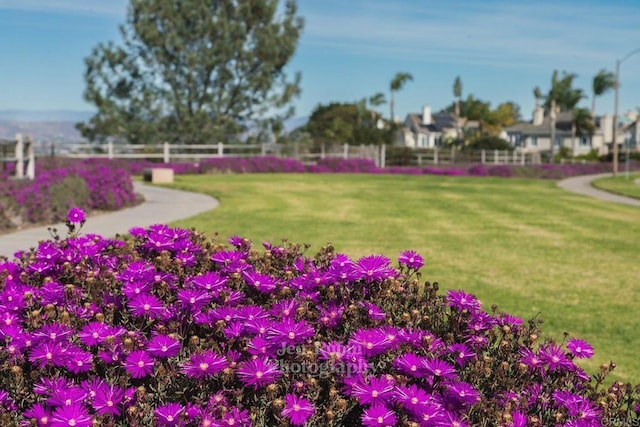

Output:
xmin=1 ymin=212 xmax=639 ymax=426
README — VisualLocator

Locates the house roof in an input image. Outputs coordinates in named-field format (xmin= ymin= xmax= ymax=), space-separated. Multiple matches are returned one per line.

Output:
xmin=505 ymin=110 xmax=591 ymax=137
xmin=404 ymin=112 xmax=459 ymax=134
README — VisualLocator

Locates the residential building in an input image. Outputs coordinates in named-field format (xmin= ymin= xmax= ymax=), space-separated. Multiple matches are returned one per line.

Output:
xmin=623 ymin=118 xmax=640 ymax=151
xmin=396 ymin=106 xmax=463 ymax=148
xmin=504 ymin=107 xmax=630 ymax=156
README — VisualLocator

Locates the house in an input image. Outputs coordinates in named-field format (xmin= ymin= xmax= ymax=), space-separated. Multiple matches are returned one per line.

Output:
xmin=504 ymin=107 xmax=622 ymax=156
xmin=623 ymin=118 xmax=640 ymax=152
xmin=396 ymin=106 xmax=463 ymax=148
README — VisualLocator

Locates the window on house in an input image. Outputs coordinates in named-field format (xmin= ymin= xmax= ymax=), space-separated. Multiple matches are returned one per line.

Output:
xmin=580 ymin=136 xmax=591 ymax=147
xmin=555 ymin=136 xmax=563 ymax=147
xmin=529 ymin=136 xmax=537 ymax=147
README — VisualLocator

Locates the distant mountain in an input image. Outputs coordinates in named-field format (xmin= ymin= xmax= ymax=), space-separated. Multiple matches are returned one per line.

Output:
xmin=0 ymin=110 xmax=94 ymax=122
xmin=0 ymin=110 xmax=308 ymax=142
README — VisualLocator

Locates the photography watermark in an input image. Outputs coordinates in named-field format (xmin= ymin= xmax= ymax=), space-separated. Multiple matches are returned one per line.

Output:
xmin=274 ymin=344 xmax=387 ymax=379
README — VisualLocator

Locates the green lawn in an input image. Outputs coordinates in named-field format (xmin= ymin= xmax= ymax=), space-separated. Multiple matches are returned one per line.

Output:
xmin=592 ymin=173 xmax=640 ymax=200
xmin=163 ymin=173 xmax=640 ymax=383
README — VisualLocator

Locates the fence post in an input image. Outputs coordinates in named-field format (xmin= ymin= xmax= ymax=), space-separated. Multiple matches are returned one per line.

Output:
xmin=520 ymin=150 xmax=525 ymax=166
xmin=343 ymin=143 xmax=349 ymax=159
xmin=217 ymin=142 xmax=224 ymax=158
xmin=15 ymin=134 xmax=24 ymax=179
xmin=434 ymin=147 xmax=438 ymax=165
xmin=494 ymin=150 xmax=499 ymax=164
xmin=162 ymin=142 xmax=169 ymax=163
xmin=321 ymin=143 xmax=326 ymax=159
xmin=107 ymin=142 xmax=114 ymax=160
xmin=481 ymin=149 xmax=486 ymax=164
xmin=261 ymin=143 xmax=266 ymax=156
xmin=417 ymin=153 xmax=422 ymax=165
xmin=25 ymin=136 xmax=35 ymax=180
xmin=380 ymin=144 xmax=386 ymax=168
xmin=451 ymin=146 xmax=455 ymax=164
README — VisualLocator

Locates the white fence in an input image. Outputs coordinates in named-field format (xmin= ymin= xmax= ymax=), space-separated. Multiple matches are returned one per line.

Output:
xmin=0 ymin=134 xmax=35 ymax=179
xmin=396 ymin=147 xmax=543 ymax=166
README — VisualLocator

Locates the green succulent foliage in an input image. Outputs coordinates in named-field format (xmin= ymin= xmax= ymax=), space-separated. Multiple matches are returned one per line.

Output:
xmin=78 ymin=0 xmax=304 ymax=144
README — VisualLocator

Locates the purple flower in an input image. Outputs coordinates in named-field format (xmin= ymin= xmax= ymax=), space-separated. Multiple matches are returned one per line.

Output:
xmin=91 ymin=384 xmax=124 ymax=417
xmin=237 ymin=357 xmax=281 ymax=389
xmin=128 ymin=293 xmax=166 ymax=319
xmin=77 ymin=322 xmax=109 ymax=347
xmin=539 ymin=344 xmax=574 ymax=372
xmin=392 ymin=353 xmax=426 ymax=377
xmin=422 ymin=358 xmax=458 ymax=382
xmin=446 ymin=289 xmax=482 ymax=312
xmin=267 ymin=319 xmax=315 ymax=346
xmin=448 ymin=343 xmax=476 ymax=366
xmin=355 ymin=255 xmax=396 ymax=282
xmin=155 ymin=402 xmax=184 ymax=426
xmin=23 ymin=403 xmax=52 ymax=426
xmin=66 ymin=207 xmax=86 ymax=224
xmin=446 ymin=381 xmax=481 ymax=406
xmin=359 ymin=302 xmax=386 ymax=321
xmin=147 ymin=335 xmax=182 ymax=358
xmin=281 ymin=394 xmax=315 ymax=426
xmin=50 ymin=404 xmax=93 ymax=427
xmin=124 ymin=350 xmax=155 ymax=378
xmin=398 ymin=250 xmax=424 ymax=270
xmin=566 ymin=338 xmax=594 ymax=359
xmin=346 ymin=375 xmax=395 ymax=405
xmin=361 ymin=403 xmax=397 ymax=427
xmin=179 ymin=350 xmax=228 ymax=379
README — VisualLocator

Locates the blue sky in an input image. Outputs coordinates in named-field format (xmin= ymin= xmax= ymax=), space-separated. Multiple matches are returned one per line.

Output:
xmin=0 ymin=0 xmax=639 ymax=122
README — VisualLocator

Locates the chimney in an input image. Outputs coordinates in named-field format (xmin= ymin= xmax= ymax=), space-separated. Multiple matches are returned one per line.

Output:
xmin=422 ymin=105 xmax=432 ymax=125
xmin=533 ymin=106 xmax=544 ymax=126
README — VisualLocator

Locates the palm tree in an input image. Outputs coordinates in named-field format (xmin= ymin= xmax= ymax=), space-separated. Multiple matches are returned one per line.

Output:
xmin=591 ymin=69 xmax=616 ymax=118
xmin=571 ymin=107 xmax=596 ymax=154
xmin=533 ymin=86 xmax=542 ymax=110
xmin=545 ymin=70 xmax=584 ymax=112
xmin=453 ymin=76 xmax=463 ymax=117
xmin=368 ymin=92 xmax=386 ymax=126
xmin=389 ymin=72 xmax=413 ymax=122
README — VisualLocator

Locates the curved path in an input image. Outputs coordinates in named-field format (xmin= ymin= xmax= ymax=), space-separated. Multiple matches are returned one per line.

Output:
xmin=0 ymin=182 xmax=219 ymax=259
xmin=557 ymin=173 xmax=640 ymax=207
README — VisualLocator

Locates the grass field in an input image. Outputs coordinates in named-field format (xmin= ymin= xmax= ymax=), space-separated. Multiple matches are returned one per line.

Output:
xmin=164 ymin=173 xmax=640 ymax=383
xmin=592 ymin=173 xmax=640 ymax=200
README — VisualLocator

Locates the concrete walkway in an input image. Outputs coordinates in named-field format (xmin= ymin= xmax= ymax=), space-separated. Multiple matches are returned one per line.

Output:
xmin=557 ymin=173 xmax=640 ymax=207
xmin=0 ymin=182 xmax=219 ymax=259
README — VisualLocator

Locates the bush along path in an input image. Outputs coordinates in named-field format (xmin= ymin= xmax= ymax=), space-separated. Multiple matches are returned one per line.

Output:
xmin=0 ymin=208 xmax=638 ymax=426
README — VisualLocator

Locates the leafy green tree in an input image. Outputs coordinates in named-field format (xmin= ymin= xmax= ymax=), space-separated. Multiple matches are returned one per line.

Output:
xmin=544 ymin=70 xmax=585 ymax=113
xmin=453 ymin=76 xmax=463 ymax=117
xmin=591 ymin=69 xmax=616 ymax=118
xmin=305 ymin=102 xmax=389 ymax=145
xmin=78 ymin=0 xmax=303 ymax=144
xmin=389 ymin=72 xmax=413 ymax=122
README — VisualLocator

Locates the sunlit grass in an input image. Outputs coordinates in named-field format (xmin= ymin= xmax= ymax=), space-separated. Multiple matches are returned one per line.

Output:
xmin=163 ymin=173 xmax=640 ymax=383
xmin=592 ymin=173 xmax=640 ymax=199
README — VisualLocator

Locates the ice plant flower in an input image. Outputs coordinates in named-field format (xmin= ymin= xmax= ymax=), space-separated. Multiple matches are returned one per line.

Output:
xmin=50 ymin=404 xmax=93 ymax=427
xmin=237 ymin=357 xmax=281 ymax=389
xmin=566 ymin=338 xmax=594 ymax=359
xmin=147 ymin=335 xmax=182 ymax=358
xmin=66 ymin=207 xmax=86 ymax=224
xmin=398 ymin=250 xmax=424 ymax=270
xmin=179 ymin=350 xmax=228 ymax=379
xmin=281 ymin=394 xmax=315 ymax=426
xmin=361 ymin=403 xmax=397 ymax=426
xmin=155 ymin=402 xmax=184 ymax=426
xmin=123 ymin=350 xmax=155 ymax=378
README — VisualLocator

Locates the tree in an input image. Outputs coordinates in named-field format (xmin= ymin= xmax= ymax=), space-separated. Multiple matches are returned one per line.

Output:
xmin=453 ymin=76 xmax=463 ymax=117
xmin=77 ymin=0 xmax=304 ymax=144
xmin=544 ymin=70 xmax=584 ymax=113
xmin=591 ymin=69 xmax=616 ymax=118
xmin=533 ymin=86 xmax=542 ymax=110
xmin=570 ymin=107 xmax=596 ymax=154
xmin=368 ymin=92 xmax=386 ymax=124
xmin=389 ymin=72 xmax=413 ymax=122
xmin=305 ymin=102 xmax=389 ymax=145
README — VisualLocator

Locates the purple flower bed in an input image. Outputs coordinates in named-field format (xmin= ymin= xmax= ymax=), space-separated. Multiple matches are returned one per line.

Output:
xmin=0 ymin=213 xmax=638 ymax=426
xmin=1 ymin=159 xmax=137 ymax=230
xmin=117 ymin=156 xmax=639 ymax=179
